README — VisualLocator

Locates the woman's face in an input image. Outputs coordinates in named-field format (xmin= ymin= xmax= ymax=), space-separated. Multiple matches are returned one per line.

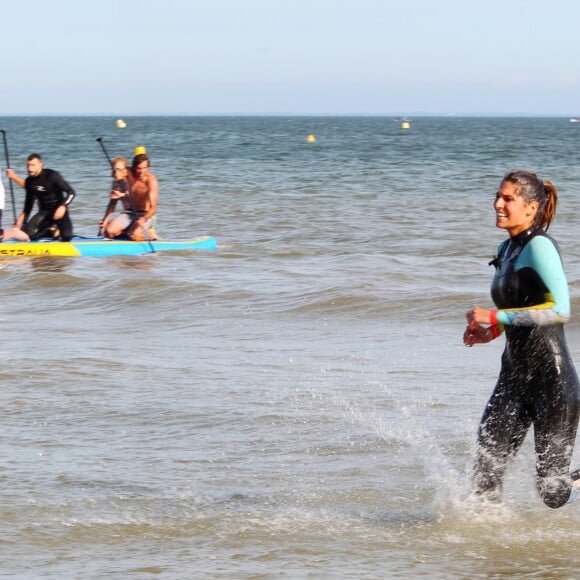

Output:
xmin=494 ymin=181 xmax=538 ymax=237
xmin=113 ymin=164 xmax=128 ymax=179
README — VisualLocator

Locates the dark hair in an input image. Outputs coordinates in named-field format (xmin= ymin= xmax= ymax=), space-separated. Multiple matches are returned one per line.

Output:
xmin=27 ymin=153 xmax=42 ymax=162
xmin=502 ymin=170 xmax=557 ymax=231
xmin=132 ymin=153 xmax=150 ymax=169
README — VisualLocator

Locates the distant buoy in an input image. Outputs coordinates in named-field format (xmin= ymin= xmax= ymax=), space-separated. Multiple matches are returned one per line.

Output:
xmin=134 ymin=145 xmax=147 ymax=156
xmin=116 ymin=119 xmax=127 ymax=128
xmin=401 ymin=121 xmax=411 ymax=130
xmin=306 ymin=134 xmax=316 ymax=143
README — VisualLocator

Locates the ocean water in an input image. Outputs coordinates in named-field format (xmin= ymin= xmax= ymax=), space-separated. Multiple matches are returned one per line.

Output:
xmin=0 ymin=116 xmax=579 ymax=578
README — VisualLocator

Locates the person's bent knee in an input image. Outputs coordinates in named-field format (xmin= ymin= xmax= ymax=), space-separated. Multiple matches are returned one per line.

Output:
xmin=104 ymin=225 xmax=122 ymax=239
xmin=127 ymin=227 xmax=145 ymax=241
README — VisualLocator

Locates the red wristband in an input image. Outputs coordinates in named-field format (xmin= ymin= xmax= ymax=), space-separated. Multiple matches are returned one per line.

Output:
xmin=489 ymin=310 xmax=498 ymax=325
xmin=489 ymin=324 xmax=501 ymax=339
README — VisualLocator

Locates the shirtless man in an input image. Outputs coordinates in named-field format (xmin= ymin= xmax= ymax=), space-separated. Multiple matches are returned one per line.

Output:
xmin=103 ymin=153 xmax=158 ymax=241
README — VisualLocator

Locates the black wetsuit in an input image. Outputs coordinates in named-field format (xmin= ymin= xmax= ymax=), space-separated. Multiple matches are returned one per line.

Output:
xmin=473 ymin=227 xmax=580 ymax=508
xmin=22 ymin=169 xmax=76 ymax=241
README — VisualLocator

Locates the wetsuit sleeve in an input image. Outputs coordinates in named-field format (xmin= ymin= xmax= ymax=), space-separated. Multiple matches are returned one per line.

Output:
xmin=52 ymin=171 xmax=76 ymax=206
xmin=496 ymin=236 xmax=570 ymax=326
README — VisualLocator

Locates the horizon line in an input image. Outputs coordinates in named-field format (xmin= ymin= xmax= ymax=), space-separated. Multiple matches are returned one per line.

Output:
xmin=0 ymin=112 xmax=579 ymax=118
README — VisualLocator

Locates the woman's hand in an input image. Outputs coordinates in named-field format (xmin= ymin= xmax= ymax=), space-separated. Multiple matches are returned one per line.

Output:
xmin=463 ymin=321 xmax=495 ymax=346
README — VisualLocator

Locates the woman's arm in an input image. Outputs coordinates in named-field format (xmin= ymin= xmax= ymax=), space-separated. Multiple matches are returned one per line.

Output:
xmin=495 ymin=236 xmax=569 ymax=326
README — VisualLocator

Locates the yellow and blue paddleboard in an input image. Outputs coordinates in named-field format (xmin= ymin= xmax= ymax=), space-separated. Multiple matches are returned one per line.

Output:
xmin=0 ymin=236 xmax=217 ymax=258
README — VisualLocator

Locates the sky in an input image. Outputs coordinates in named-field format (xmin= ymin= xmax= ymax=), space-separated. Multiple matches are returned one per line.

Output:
xmin=1 ymin=0 xmax=579 ymax=116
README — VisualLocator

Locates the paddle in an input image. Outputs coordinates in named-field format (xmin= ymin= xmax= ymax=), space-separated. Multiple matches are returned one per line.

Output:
xmin=96 ymin=136 xmax=113 ymax=168
xmin=0 ymin=129 xmax=18 ymax=223
xmin=141 ymin=225 xmax=156 ymax=254
xmin=96 ymin=137 xmax=116 ymax=236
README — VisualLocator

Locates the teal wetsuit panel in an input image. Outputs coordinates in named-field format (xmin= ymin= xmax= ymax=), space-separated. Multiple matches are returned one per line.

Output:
xmin=493 ymin=233 xmax=569 ymax=325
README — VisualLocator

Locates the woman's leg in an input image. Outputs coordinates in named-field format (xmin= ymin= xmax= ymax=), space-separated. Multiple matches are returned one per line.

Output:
xmin=534 ymin=374 xmax=580 ymax=508
xmin=473 ymin=377 xmax=532 ymax=501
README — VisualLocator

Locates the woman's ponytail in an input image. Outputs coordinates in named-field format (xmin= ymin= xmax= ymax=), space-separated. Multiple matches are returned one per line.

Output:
xmin=540 ymin=180 xmax=557 ymax=231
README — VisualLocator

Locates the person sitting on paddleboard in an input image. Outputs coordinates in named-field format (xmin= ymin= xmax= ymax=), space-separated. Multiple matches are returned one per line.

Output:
xmin=0 ymin=161 xmax=5 ymax=228
xmin=102 ymin=152 xmax=158 ymax=241
xmin=464 ymin=170 xmax=580 ymax=508
xmin=7 ymin=153 xmax=76 ymax=241
xmin=0 ymin=165 xmax=28 ymax=241
xmin=99 ymin=156 xmax=131 ymax=236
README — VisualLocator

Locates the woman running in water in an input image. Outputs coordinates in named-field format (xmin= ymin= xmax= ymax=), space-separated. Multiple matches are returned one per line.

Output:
xmin=464 ymin=170 xmax=579 ymax=508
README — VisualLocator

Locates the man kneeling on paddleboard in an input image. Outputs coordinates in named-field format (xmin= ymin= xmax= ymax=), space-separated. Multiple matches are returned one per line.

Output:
xmin=7 ymin=153 xmax=76 ymax=241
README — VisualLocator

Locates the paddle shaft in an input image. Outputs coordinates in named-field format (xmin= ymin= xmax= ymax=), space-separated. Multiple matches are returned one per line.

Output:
xmin=96 ymin=137 xmax=114 ymax=168
xmin=98 ymin=199 xmax=116 ymax=237
xmin=0 ymin=129 xmax=18 ymax=223
xmin=142 ymin=225 xmax=156 ymax=253
xmin=96 ymin=137 xmax=115 ymax=236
